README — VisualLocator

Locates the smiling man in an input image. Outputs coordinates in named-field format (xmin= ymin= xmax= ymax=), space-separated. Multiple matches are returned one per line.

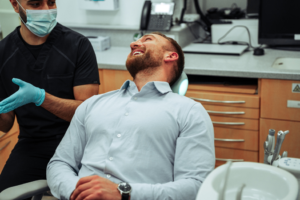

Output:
xmin=0 ymin=0 xmax=100 ymax=196
xmin=46 ymin=32 xmax=215 ymax=200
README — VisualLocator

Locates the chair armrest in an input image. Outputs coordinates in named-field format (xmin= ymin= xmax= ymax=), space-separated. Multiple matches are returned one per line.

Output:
xmin=0 ymin=180 xmax=49 ymax=200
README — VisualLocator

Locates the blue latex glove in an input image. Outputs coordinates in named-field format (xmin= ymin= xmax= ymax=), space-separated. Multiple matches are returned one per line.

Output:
xmin=0 ymin=78 xmax=45 ymax=114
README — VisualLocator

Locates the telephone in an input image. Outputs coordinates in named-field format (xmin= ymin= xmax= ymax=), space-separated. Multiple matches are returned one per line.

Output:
xmin=140 ymin=0 xmax=175 ymax=32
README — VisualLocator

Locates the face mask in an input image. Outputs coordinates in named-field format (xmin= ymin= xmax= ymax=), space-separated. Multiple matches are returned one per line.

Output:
xmin=17 ymin=0 xmax=57 ymax=37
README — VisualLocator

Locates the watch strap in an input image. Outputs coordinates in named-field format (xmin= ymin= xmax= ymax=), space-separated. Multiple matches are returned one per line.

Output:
xmin=121 ymin=193 xmax=129 ymax=200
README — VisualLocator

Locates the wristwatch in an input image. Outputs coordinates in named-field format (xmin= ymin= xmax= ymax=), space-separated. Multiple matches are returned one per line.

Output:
xmin=118 ymin=182 xmax=132 ymax=200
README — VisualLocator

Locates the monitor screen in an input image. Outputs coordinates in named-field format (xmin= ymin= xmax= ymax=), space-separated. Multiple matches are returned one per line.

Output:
xmin=259 ymin=0 xmax=300 ymax=46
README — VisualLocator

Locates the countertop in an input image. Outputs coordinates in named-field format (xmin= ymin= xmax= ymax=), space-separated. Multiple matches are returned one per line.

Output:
xmin=96 ymin=47 xmax=300 ymax=80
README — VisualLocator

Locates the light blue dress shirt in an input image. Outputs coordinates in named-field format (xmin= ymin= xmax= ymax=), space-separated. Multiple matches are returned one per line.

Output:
xmin=47 ymin=80 xmax=215 ymax=200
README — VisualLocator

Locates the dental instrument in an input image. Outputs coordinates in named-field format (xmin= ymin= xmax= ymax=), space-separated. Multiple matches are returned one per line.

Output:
xmin=271 ymin=130 xmax=289 ymax=165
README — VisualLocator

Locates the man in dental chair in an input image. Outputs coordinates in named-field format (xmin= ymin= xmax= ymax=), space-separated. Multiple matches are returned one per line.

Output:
xmin=46 ymin=32 xmax=215 ymax=200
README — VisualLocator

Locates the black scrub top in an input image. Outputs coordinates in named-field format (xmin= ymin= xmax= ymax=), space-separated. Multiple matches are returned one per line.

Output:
xmin=0 ymin=23 xmax=100 ymax=139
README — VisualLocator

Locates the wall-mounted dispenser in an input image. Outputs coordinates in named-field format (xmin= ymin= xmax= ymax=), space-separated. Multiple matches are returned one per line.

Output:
xmin=79 ymin=0 xmax=119 ymax=11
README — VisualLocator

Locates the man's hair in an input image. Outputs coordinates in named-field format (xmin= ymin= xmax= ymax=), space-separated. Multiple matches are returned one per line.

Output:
xmin=150 ymin=32 xmax=185 ymax=86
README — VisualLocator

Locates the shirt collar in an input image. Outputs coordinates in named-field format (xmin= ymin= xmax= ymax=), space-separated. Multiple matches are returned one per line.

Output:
xmin=120 ymin=80 xmax=172 ymax=94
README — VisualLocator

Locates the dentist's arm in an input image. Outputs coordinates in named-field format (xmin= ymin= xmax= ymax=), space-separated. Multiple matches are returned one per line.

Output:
xmin=41 ymin=84 xmax=98 ymax=122
xmin=0 ymin=111 xmax=15 ymax=133
xmin=0 ymin=79 xmax=98 ymax=122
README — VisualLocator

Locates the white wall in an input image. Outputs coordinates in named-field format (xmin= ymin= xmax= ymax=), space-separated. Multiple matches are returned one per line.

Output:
xmin=56 ymin=0 xmax=146 ymax=26
xmin=201 ymin=0 xmax=247 ymax=12
xmin=56 ymin=0 xmax=247 ymax=26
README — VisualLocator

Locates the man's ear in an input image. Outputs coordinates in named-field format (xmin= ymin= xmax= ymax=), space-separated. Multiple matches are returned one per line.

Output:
xmin=164 ymin=52 xmax=179 ymax=63
xmin=10 ymin=0 xmax=20 ymax=14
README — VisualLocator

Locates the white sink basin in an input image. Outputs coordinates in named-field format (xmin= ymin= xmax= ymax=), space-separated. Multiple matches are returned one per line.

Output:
xmin=272 ymin=58 xmax=300 ymax=71
xmin=197 ymin=162 xmax=299 ymax=200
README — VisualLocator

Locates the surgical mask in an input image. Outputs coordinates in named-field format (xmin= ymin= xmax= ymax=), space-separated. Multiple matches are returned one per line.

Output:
xmin=16 ymin=0 xmax=57 ymax=37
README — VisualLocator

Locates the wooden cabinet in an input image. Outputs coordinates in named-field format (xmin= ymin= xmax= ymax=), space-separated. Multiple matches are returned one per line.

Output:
xmin=261 ymin=79 xmax=300 ymax=121
xmin=214 ymin=127 xmax=258 ymax=151
xmin=98 ymin=69 xmax=300 ymax=167
xmin=259 ymin=118 xmax=300 ymax=162
xmin=215 ymin=147 xmax=258 ymax=168
xmin=98 ymin=69 xmax=132 ymax=94
xmin=0 ymin=118 xmax=19 ymax=174
xmin=260 ymin=79 xmax=300 ymax=162
xmin=186 ymin=83 xmax=259 ymax=167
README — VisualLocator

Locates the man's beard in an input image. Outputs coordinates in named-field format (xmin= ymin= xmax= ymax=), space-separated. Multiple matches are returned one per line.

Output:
xmin=126 ymin=50 xmax=163 ymax=79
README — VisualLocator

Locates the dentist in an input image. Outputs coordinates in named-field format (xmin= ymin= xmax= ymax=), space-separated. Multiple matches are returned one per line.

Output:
xmin=0 ymin=0 xmax=100 ymax=196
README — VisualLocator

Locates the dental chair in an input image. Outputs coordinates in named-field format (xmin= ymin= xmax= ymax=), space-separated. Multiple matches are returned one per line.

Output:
xmin=0 ymin=180 xmax=49 ymax=200
xmin=0 ymin=72 xmax=189 ymax=200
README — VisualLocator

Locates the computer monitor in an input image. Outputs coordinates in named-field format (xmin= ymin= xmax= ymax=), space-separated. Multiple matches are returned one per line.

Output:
xmin=258 ymin=0 xmax=300 ymax=47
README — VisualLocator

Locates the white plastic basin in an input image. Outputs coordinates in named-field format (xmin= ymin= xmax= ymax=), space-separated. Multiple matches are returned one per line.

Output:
xmin=197 ymin=162 xmax=299 ymax=200
xmin=272 ymin=58 xmax=300 ymax=71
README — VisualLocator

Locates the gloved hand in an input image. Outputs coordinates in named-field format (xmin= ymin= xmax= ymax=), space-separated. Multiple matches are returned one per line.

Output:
xmin=0 ymin=78 xmax=45 ymax=114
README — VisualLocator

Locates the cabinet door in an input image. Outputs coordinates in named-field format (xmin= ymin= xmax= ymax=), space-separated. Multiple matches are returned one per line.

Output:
xmin=261 ymin=79 xmax=300 ymax=121
xmin=259 ymin=118 xmax=300 ymax=163
xmin=102 ymin=69 xmax=132 ymax=93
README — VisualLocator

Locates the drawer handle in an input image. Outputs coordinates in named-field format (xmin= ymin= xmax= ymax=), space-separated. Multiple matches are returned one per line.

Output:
xmin=0 ymin=140 xmax=11 ymax=152
xmin=207 ymin=110 xmax=245 ymax=115
xmin=215 ymin=138 xmax=245 ymax=142
xmin=190 ymin=97 xmax=245 ymax=104
xmin=213 ymin=121 xmax=245 ymax=125
xmin=216 ymin=158 xmax=244 ymax=162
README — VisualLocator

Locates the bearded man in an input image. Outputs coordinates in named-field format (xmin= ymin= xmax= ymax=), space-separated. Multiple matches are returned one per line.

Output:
xmin=46 ymin=32 xmax=215 ymax=200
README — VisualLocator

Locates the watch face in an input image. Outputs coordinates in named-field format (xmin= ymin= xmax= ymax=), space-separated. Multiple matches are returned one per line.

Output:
xmin=118 ymin=182 xmax=132 ymax=193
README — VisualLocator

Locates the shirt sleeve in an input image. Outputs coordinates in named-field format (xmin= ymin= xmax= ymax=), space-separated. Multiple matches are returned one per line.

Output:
xmin=73 ymin=37 xmax=100 ymax=87
xmin=46 ymin=99 xmax=89 ymax=200
xmin=130 ymin=103 xmax=216 ymax=200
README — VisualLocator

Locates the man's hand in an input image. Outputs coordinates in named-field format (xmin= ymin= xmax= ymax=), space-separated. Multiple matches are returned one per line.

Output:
xmin=0 ymin=78 xmax=45 ymax=114
xmin=70 ymin=175 xmax=122 ymax=200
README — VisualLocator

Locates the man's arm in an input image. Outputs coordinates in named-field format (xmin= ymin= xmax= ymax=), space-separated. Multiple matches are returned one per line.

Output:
xmin=129 ymin=103 xmax=215 ymax=200
xmin=46 ymin=98 xmax=90 ymax=200
xmin=41 ymin=84 xmax=98 ymax=122
xmin=0 ymin=111 xmax=15 ymax=133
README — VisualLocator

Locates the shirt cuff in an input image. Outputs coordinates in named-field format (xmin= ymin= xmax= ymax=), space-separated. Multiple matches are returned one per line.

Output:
xmin=130 ymin=183 xmax=153 ymax=200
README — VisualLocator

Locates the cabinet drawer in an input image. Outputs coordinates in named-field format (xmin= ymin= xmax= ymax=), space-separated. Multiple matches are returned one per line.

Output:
xmin=214 ymin=127 xmax=258 ymax=151
xmin=261 ymin=79 xmax=300 ymax=121
xmin=0 ymin=132 xmax=19 ymax=174
xmin=210 ymin=116 xmax=259 ymax=131
xmin=259 ymin=118 xmax=300 ymax=163
xmin=202 ymin=104 xmax=259 ymax=119
xmin=188 ymin=84 xmax=257 ymax=94
xmin=215 ymin=147 xmax=258 ymax=167
xmin=186 ymin=91 xmax=259 ymax=108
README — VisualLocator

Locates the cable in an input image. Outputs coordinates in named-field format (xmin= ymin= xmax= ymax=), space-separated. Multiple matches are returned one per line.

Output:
xmin=217 ymin=25 xmax=262 ymax=50
xmin=193 ymin=0 xmax=212 ymax=33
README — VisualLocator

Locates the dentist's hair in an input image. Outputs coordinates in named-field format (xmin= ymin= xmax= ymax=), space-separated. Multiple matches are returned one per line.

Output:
xmin=151 ymin=32 xmax=185 ymax=86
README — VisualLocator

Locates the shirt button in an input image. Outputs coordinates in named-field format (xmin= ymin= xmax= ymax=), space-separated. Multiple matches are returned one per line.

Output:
xmin=107 ymin=174 xmax=111 ymax=178
xmin=109 ymin=157 xmax=114 ymax=161
xmin=125 ymin=113 xmax=129 ymax=116
xmin=117 ymin=134 xmax=121 ymax=138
